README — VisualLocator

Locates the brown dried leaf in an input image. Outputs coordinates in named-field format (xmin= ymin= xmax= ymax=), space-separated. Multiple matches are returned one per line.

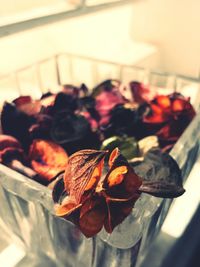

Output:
xmin=63 ymin=149 xmax=107 ymax=203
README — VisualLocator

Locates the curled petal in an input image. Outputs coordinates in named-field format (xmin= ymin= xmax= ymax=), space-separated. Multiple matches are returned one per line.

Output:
xmin=123 ymin=168 xmax=142 ymax=195
xmin=84 ymin=159 xmax=104 ymax=191
xmin=108 ymin=147 xmax=120 ymax=168
xmin=107 ymin=166 xmax=128 ymax=187
xmin=64 ymin=149 xmax=107 ymax=203
xmin=13 ymin=96 xmax=41 ymax=115
xmin=55 ymin=199 xmax=81 ymax=217
xmin=105 ymin=150 xmax=142 ymax=200
xmin=52 ymin=173 xmax=65 ymax=203
xmin=172 ymin=98 xmax=187 ymax=112
xmin=138 ymin=181 xmax=185 ymax=198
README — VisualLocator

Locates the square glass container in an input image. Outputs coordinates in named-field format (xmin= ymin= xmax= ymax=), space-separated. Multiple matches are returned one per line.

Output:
xmin=0 ymin=53 xmax=200 ymax=267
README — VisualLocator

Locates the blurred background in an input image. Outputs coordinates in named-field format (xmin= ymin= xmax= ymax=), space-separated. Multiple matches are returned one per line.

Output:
xmin=0 ymin=0 xmax=199 ymax=77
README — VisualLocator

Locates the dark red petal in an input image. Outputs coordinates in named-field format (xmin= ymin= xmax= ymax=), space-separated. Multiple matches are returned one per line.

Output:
xmin=123 ymin=168 xmax=142 ymax=195
xmin=129 ymin=81 xmax=154 ymax=104
xmin=104 ymin=199 xmax=135 ymax=233
xmin=79 ymin=198 xmax=106 ymax=238
xmin=13 ymin=96 xmax=32 ymax=107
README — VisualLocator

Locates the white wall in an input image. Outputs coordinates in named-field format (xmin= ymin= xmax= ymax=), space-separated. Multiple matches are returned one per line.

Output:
xmin=1 ymin=0 xmax=199 ymax=79
xmin=130 ymin=0 xmax=200 ymax=78
xmin=0 ymin=4 xmax=157 ymax=76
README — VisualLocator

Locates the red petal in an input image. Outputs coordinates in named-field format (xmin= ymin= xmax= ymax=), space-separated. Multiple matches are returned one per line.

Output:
xmin=129 ymin=81 xmax=155 ymax=103
xmin=79 ymin=197 xmax=106 ymax=237
xmin=104 ymin=199 xmax=135 ymax=233
xmin=172 ymin=99 xmax=186 ymax=112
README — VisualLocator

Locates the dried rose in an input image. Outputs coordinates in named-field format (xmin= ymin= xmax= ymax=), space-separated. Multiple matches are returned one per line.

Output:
xmin=129 ymin=81 xmax=156 ymax=104
xmin=0 ymin=134 xmax=40 ymax=180
xmin=13 ymin=96 xmax=41 ymax=115
xmin=143 ymin=94 xmax=196 ymax=147
xmin=92 ymin=80 xmax=126 ymax=126
xmin=1 ymin=102 xmax=35 ymax=150
xmin=29 ymin=139 xmax=68 ymax=184
xmin=53 ymin=148 xmax=142 ymax=237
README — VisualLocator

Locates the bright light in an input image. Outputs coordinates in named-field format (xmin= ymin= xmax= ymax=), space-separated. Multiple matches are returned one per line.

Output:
xmin=162 ymin=159 xmax=200 ymax=238
xmin=0 ymin=244 xmax=25 ymax=267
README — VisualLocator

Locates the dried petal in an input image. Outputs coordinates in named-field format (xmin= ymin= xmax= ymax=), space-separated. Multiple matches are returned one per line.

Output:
xmin=84 ymin=159 xmax=104 ymax=191
xmin=29 ymin=140 xmax=68 ymax=182
xmin=1 ymin=102 xmax=35 ymax=149
xmin=129 ymin=81 xmax=156 ymax=103
xmin=107 ymin=166 xmax=128 ymax=187
xmin=104 ymin=199 xmax=135 ymax=233
xmin=134 ymin=148 xmax=185 ymax=198
xmin=52 ymin=173 xmax=65 ymax=202
xmin=79 ymin=197 xmax=106 ymax=237
xmin=13 ymin=96 xmax=41 ymax=115
xmin=63 ymin=149 xmax=107 ymax=203
xmin=108 ymin=147 xmax=120 ymax=168
xmin=156 ymin=95 xmax=171 ymax=109
xmin=55 ymin=198 xmax=81 ymax=217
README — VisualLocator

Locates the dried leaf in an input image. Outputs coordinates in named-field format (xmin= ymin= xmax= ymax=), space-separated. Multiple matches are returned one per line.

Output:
xmin=63 ymin=149 xmax=107 ymax=203
xmin=134 ymin=148 xmax=185 ymax=198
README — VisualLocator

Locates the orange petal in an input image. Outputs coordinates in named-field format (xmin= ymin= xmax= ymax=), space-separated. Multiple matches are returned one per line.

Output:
xmin=156 ymin=95 xmax=171 ymax=109
xmin=29 ymin=139 xmax=68 ymax=182
xmin=55 ymin=200 xmax=81 ymax=217
xmin=172 ymin=99 xmax=185 ymax=112
xmin=107 ymin=166 xmax=128 ymax=187
xmin=85 ymin=159 xmax=104 ymax=191
xmin=108 ymin=147 xmax=120 ymax=168
xmin=151 ymin=103 xmax=163 ymax=115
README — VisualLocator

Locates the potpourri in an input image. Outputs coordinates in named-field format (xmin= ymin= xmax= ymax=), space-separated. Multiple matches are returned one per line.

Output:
xmin=0 ymin=79 xmax=194 ymax=236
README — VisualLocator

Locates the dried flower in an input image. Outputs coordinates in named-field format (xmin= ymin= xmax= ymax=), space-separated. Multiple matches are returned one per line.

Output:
xmin=53 ymin=148 xmax=142 ymax=237
xmin=143 ymin=94 xmax=196 ymax=147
